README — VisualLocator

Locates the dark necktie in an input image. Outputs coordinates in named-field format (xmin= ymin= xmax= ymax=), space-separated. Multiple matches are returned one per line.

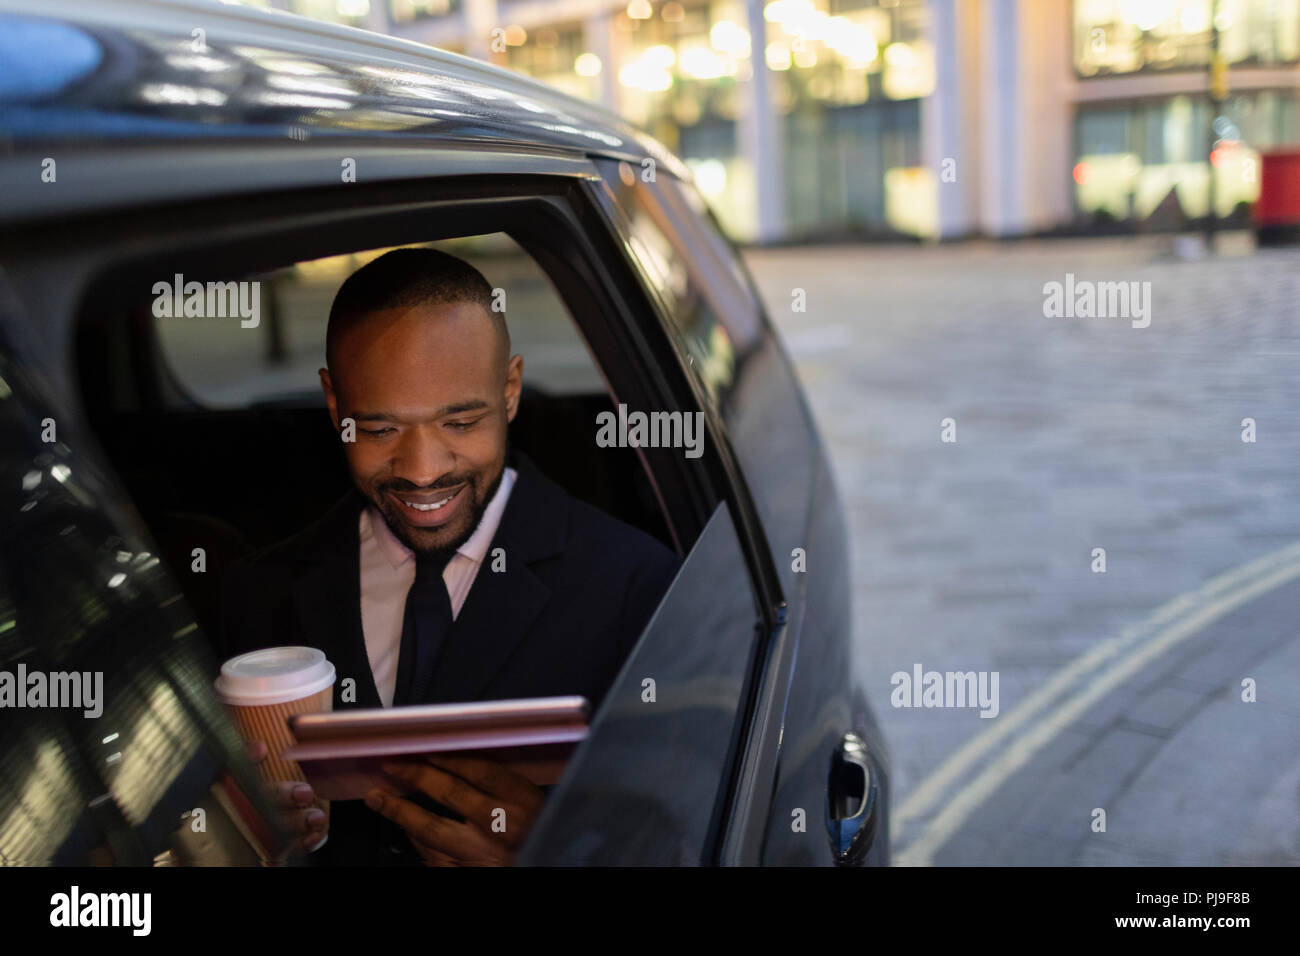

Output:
xmin=392 ymin=554 xmax=454 ymax=707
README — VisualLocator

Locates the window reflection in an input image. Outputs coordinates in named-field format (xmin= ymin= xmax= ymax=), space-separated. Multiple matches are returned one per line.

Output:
xmin=597 ymin=161 xmax=761 ymax=409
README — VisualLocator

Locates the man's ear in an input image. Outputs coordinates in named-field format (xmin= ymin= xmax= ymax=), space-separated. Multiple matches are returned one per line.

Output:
xmin=320 ymin=367 xmax=340 ymax=430
xmin=504 ymin=354 xmax=524 ymax=423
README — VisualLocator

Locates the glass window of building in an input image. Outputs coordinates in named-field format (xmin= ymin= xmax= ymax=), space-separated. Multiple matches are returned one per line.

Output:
xmin=289 ymin=0 xmax=372 ymax=28
xmin=504 ymin=23 xmax=597 ymax=101
xmin=1074 ymin=0 xmax=1300 ymax=76
xmin=1072 ymin=89 xmax=1296 ymax=222
xmin=587 ymin=1 xmax=754 ymax=236
xmin=614 ymin=1 xmax=746 ymax=217
xmin=767 ymin=0 xmax=930 ymax=237
xmin=389 ymin=0 xmax=462 ymax=24
xmin=606 ymin=0 xmax=931 ymax=239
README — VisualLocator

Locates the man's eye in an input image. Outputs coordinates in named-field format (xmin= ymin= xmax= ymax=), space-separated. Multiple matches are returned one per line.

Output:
xmin=446 ymin=419 xmax=478 ymax=431
xmin=360 ymin=427 xmax=395 ymax=436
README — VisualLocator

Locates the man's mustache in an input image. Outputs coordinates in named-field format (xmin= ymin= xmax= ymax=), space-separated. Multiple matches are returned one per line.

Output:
xmin=377 ymin=477 xmax=473 ymax=494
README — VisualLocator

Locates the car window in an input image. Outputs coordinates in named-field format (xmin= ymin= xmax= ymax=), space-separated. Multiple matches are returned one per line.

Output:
xmin=153 ymin=233 xmax=606 ymax=409
xmin=0 ymin=296 xmax=280 ymax=865
xmin=518 ymin=501 xmax=760 ymax=865
xmin=593 ymin=160 xmax=818 ymax=612
xmin=79 ymin=225 xmax=683 ymax=646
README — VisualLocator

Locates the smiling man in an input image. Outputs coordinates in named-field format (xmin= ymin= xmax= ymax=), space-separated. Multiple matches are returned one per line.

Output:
xmin=220 ymin=247 xmax=680 ymax=866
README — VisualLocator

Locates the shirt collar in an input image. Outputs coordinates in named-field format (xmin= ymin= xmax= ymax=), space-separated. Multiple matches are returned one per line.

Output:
xmin=366 ymin=466 xmax=518 ymax=570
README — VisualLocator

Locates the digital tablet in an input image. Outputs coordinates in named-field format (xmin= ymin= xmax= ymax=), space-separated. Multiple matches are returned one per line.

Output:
xmin=280 ymin=695 xmax=589 ymax=800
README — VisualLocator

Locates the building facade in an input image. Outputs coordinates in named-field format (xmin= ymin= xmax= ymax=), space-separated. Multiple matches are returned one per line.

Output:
xmin=258 ymin=0 xmax=1300 ymax=241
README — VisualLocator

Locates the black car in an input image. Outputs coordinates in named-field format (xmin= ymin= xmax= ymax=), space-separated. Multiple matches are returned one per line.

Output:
xmin=0 ymin=0 xmax=889 ymax=866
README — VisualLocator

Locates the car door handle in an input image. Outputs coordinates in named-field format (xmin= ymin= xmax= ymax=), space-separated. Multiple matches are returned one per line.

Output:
xmin=825 ymin=732 xmax=879 ymax=866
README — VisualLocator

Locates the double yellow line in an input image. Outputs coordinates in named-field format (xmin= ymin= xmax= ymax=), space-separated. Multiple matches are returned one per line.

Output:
xmin=892 ymin=539 xmax=1300 ymax=865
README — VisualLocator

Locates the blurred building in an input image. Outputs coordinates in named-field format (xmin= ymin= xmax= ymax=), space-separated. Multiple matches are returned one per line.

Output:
xmin=250 ymin=0 xmax=1300 ymax=242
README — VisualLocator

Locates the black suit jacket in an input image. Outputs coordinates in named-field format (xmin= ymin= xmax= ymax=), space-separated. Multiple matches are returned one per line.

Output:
xmin=219 ymin=450 xmax=680 ymax=865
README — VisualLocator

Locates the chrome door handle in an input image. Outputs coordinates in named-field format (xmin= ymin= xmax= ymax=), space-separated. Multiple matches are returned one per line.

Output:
xmin=825 ymin=732 xmax=878 ymax=866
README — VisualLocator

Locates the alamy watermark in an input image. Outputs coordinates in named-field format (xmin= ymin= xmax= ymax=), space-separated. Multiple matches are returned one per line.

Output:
xmin=1042 ymin=273 xmax=1151 ymax=329
xmin=50 ymin=886 xmax=150 ymax=936
xmin=0 ymin=664 xmax=103 ymax=718
xmin=151 ymin=273 xmax=260 ymax=328
xmin=890 ymin=663 xmax=999 ymax=718
xmin=596 ymin=403 xmax=705 ymax=459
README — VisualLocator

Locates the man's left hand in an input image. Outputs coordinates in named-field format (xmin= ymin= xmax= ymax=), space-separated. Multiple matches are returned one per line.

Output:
xmin=365 ymin=755 xmax=545 ymax=866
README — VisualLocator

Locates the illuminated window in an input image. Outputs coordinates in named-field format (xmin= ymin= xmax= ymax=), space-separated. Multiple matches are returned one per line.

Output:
xmin=504 ymin=23 xmax=597 ymax=100
xmin=289 ymin=0 xmax=371 ymax=28
xmin=1074 ymin=0 xmax=1300 ymax=76
xmin=1072 ymin=90 xmax=1298 ymax=221
xmin=389 ymin=0 xmax=462 ymax=24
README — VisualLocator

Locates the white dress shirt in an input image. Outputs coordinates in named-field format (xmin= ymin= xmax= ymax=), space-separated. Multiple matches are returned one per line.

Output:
xmin=358 ymin=467 xmax=517 ymax=707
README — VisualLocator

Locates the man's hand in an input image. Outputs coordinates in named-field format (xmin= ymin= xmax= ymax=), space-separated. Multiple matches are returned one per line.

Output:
xmin=246 ymin=739 xmax=328 ymax=854
xmin=365 ymin=755 xmax=545 ymax=866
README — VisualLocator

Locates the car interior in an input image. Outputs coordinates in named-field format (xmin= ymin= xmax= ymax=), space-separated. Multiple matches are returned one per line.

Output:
xmin=74 ymin=234 xmax=680 ymax=655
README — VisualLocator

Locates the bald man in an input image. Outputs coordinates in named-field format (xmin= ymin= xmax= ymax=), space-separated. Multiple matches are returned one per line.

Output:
xmin=220 ymin=247 xmax=680 ymax=866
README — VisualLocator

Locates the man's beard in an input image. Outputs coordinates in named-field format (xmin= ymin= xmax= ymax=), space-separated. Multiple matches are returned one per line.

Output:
xmin=368 ymin=465 xmax=505 ymax=565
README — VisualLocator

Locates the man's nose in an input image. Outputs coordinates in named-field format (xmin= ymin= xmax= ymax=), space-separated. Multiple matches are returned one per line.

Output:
xmin=391 ymin=426 xmax=456 ymax=487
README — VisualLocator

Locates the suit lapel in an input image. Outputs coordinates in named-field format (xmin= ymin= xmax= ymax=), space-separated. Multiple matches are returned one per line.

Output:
xmin=423 ymin=452 xmax=568 ymax=703
xmin=291 ymin=491 xmax=382 ymax=709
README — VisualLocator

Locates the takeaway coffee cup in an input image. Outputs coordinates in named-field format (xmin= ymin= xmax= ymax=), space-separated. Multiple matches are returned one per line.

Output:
xmin=215 ymin=646 xmax=336 ymax=853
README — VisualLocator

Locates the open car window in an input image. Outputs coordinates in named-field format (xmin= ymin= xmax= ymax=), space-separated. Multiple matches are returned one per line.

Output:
xmin=154 ymin=234 xmax=607 ymax=410
xmin=78 ymin=228 xmax=685 ymax=660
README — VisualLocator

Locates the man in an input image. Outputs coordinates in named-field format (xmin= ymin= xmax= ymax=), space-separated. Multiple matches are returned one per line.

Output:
xmin=221 ymin=247 xmax=680 ymax=865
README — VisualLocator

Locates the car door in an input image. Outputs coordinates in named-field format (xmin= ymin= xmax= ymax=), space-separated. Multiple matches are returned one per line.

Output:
xmin=575 ymin=161 xmax=891 ymax=866
xmin=4 ymin=143 xmax=759 ymax=864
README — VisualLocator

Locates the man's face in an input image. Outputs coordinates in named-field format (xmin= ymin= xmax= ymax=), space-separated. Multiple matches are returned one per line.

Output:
xmin=320 ymin=299 xmax=522 ymax=560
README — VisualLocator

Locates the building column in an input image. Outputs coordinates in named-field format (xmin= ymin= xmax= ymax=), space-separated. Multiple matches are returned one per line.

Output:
xmin=969 ymin=0 xmax=1071 ymax=237
xmin=464 ymin=0 xmax=499 ymax=61
xmin=365 ymin=0 xmax=391 ymax=35
xmin=583 ymin=11 xmax=620 ymax=112
xmin=1016 ymin=0 xmax=1072 ymax=234
xmin=977 ymin=0 xmax=1023 ymax=235
xmin=737 ymin=0 xmax=786 ymax=242
xmin=924 ymin=0 xmax=982 ymax=239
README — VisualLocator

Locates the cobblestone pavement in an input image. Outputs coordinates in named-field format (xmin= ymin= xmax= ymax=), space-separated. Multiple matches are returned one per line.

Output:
xmin=745 ymin=234 xmax=1300 ymax=865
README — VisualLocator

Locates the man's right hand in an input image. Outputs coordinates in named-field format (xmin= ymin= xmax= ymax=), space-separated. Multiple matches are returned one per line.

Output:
xmin=245 ymin=739 xmax=327 ymax=854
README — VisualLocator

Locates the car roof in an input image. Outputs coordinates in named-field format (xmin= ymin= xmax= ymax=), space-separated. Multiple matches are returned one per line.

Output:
xmin=0 ymin=0 xmax=688 ymax=177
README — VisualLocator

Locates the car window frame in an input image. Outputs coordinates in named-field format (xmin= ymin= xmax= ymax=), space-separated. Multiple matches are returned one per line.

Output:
xmin=34 ymin=172 xmax=727 ymax=555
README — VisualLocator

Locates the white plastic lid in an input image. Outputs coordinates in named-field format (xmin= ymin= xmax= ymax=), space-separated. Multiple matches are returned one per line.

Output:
xmin=215 ymin=646 xmax=336 ymax=706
